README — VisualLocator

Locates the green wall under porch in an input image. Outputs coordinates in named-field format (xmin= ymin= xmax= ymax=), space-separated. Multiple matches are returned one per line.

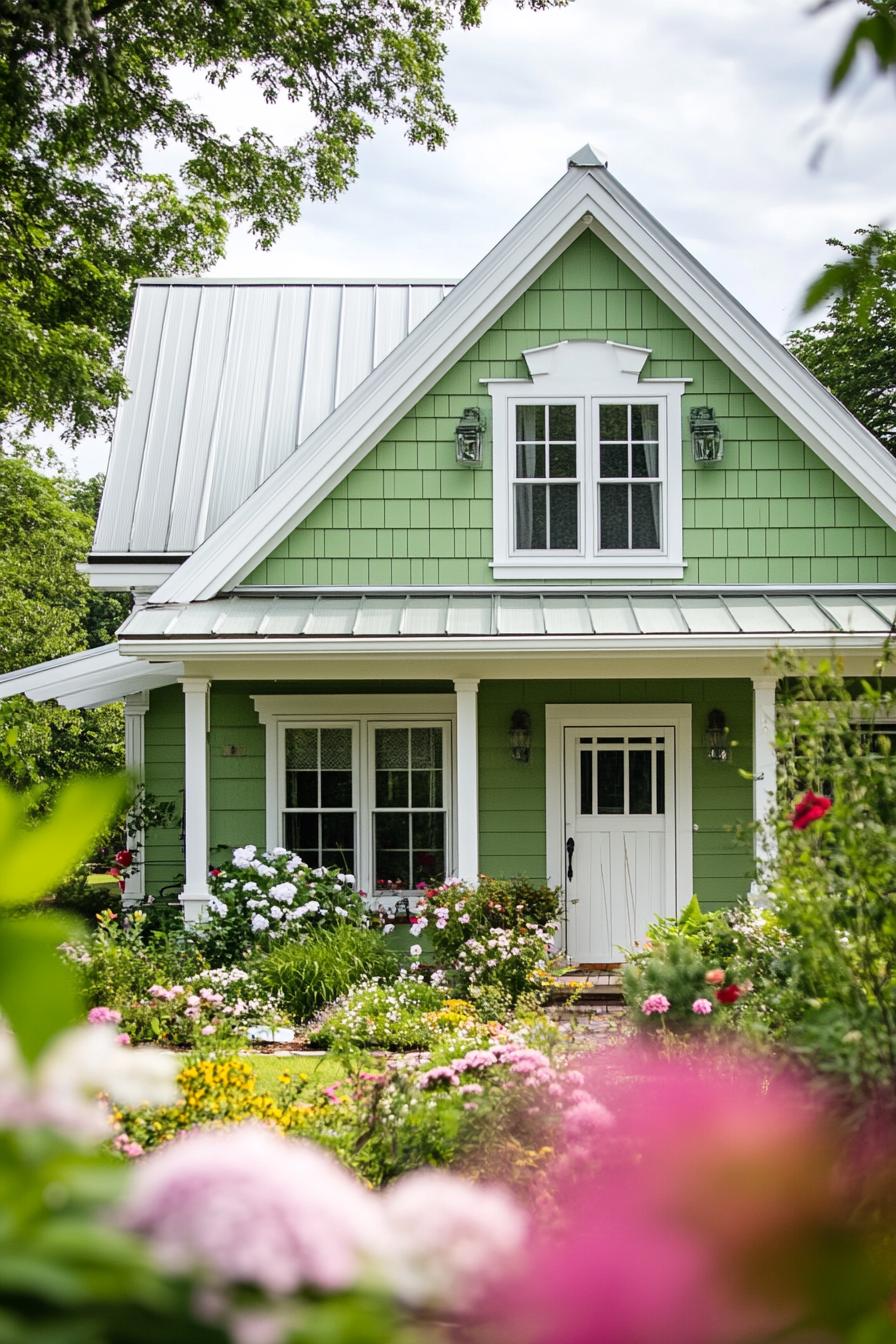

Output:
xmin=245 ymin=231 xmax=896 ymax=589
xmin=143 ymin=676 xmax=755 ymax=916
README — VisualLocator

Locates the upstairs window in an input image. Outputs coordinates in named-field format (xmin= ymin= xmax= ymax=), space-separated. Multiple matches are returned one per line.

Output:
xmin=487 ymin=341 xmax=687 ymax=580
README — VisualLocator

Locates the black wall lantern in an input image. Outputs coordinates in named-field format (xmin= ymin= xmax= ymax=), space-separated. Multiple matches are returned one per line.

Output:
xmin=704 ymin=708 xmax=730 ymax=762
xmin=690 ymin=406 xmax=724 ymax=464
xmin=509 ymin=709 xmax=531 ymax=763
xmin=455 ymin=407 xmax=485 ymax=465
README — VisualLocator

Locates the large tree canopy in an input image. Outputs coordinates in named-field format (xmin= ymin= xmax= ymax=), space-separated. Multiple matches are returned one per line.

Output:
xmin=0 ymin=0 xmax=561 ymax=448
xmin=788 ymin=229 xmax=896 ymax=457
xmin=0 ymin=458 xmax=127 ymax=787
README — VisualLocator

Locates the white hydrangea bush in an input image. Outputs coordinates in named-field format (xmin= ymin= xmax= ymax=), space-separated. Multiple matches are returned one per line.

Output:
xmin=200 ymin=845 xmax=366 ymax=963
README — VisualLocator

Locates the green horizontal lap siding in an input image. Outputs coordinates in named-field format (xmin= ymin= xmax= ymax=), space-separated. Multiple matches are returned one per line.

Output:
xmin=244 ymin=233 xmax=896 ymax=587
xmin=477 ymin=678 xmax=755 ymax=913
xmin=141 ymin=680 xmax=452 ymax=896
xmin=142 ymin=684 xmax=185 ymax=896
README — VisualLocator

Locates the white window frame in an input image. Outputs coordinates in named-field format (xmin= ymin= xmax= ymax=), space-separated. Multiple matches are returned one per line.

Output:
xmin=486 ymin=340 xmax=689 ymax=580
xmin=253 ymin=695 xmax=456 ymax=904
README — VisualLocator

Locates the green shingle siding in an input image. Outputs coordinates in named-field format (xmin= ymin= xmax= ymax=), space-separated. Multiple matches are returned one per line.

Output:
xmin=143 ymin=677 xmax=755 ymax=912
xmin=244 ymin=232 xmax=894 ymax=587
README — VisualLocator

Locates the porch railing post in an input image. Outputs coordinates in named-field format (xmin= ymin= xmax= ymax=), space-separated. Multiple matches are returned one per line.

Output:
xmin=122 ymin=690 xmax=149 ymax=908
xmin=751 ymin=674 xmax=778 ymax=884
xmin=180 ymin=677 xmax=211 ymax=922
xmin=453 ymin=678 xmax=480 ymax=884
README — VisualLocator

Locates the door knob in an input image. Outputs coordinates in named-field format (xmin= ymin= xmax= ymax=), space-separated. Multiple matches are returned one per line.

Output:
xmin=566 ymin=836 xmax=575 ymax=881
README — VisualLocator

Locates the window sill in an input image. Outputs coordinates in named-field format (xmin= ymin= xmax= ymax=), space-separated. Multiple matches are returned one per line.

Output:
xmin=491 ymin=561 xmax=686 ymax=580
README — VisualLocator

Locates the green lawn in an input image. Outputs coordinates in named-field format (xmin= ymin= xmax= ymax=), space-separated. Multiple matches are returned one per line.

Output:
xmin=248 ymin=1052 xmax=354 ymax=1095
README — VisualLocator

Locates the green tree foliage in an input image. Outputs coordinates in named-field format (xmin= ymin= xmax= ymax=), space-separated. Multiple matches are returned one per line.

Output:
xmin=0 ymin=458 xmax=126 ymax=788
xmin=0 ymin=0 xmax=562 ymax=448
xmin=788 ymin=229 xmax=896 ymax=456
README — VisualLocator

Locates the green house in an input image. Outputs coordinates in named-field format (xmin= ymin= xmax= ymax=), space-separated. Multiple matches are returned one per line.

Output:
xmin=4 ymin=144 xmax=895 ymax=963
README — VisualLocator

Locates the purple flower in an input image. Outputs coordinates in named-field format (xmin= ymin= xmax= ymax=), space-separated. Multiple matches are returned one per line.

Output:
xmin=87 ymin=1006 xmax=122 ymax=1025
xmin=691 ymin=998 xmax=713 ymax=1016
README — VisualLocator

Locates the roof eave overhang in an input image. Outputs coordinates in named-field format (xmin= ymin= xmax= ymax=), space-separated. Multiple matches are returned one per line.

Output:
xmin=118 ymin=633 xmax=889 ymax=660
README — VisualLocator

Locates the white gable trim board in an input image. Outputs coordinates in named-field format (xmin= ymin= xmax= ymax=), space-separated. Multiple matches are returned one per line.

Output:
xmin=146 ymin=148 xmax=896 ymax=606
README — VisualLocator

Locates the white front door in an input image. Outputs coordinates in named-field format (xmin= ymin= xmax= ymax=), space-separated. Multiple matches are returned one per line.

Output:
xmin=563 ymin=725 xmax=677 ymax=963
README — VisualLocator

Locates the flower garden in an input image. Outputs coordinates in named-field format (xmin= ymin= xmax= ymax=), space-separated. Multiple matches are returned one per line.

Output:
xmin=2 ymin=654 xmax=896 ymax=1341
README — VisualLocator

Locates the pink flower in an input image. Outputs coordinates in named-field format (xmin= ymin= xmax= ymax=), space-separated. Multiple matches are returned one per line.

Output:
xmin=691 ymin=999 xmax=713 ymax=1016
xmin=200 ymin=1024 xmax=216 ymax=1036
xmin=119 ymin=1123 xmax=385 ymax=1295
xmin=641 ymin=994 xmax=671 ymax=1016
xmin=116 ymin=1032 xmax=132 ymax=1045
xmin=87 ymin=1006 xmax=122 ymax=1025
xmin=705 ymin=968 xmax=725 ymax=985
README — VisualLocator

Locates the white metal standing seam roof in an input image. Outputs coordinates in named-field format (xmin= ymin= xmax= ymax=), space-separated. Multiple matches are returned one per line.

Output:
xmin=117 ymin=590 xmax=896 ymax=643
xmin=0 ymin=645 xmax=184 ymax=709
xmin=93 ymin=279 xmax=454 ymax=557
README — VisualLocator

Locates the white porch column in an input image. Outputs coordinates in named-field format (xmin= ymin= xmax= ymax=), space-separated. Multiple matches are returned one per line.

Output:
xmin=122 ymin=690 xmax=150 ymax=908
xmin=752 ymin=675 xmax=778 ymax=880
xmin=454 ymin=678 xmax=480 ymax=884
xmin=180 ymin=677 xmax=211 ymax=922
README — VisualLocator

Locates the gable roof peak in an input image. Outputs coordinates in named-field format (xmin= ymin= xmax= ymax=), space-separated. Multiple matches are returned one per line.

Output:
xmin=567 ymin=142 xmax=607 ymax=169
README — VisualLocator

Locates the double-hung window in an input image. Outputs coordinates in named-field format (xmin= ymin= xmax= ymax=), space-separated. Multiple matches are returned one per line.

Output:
xmin=488 ymin=340 xmax=687 ymax=579
xmin=255 ymin=697 xmax=454 ymax=901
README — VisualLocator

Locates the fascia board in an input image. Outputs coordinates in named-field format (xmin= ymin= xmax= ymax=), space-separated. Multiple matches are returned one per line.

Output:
xmin=587 ymin=170 xmax=896 ymax=528
xmin=150 ymin=171 xmax=598 ymax=605
xmin=118 ymin=632 xmax=888 ymax=659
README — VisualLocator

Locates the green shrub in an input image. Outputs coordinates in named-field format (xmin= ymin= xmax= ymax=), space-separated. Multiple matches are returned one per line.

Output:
xmin=259 ymin=924 xmax=399 ymax=1023
xmin=422 ymin=876 xmax=560 ymax=1011
xmin=62 ymin=909 xmax=204 ymax=1012
xmin=308 ymin=977 xmax=446 ymax=1051
xmin=735 ymin=653 xmax=896 ymax=1096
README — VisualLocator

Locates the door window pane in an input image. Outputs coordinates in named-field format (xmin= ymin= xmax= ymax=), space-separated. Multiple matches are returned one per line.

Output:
xmin=579 ymin=748 xmax=594 ymax=815
xmin=629 ymin=750 xmax=653 ymax=814
xmin=597 ymin=750 xmax=625 ymax=814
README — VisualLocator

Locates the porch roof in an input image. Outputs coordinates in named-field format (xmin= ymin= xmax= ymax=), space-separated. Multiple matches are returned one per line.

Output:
xmin=0 ymin=644 xmax=184 ymax=709
xmin=118 ymin=587 xmax=896 ymax=650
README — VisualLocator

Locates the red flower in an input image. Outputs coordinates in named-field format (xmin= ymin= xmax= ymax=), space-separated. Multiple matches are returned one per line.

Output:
xmin=716 ymin=983 xmax=742 ymax=1005
xmin=115 ymin=849 xmax=133 ymax=867
xmin=790 ymin=791 xmax=832 ymax=831
xmin=209 ymin=867 xmax=222 ymax=877
xmin=108 ymin=866 xmax=121 ymax=878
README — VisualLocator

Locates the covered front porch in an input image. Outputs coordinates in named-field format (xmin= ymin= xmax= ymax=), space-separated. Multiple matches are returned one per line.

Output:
xmin=3 ymin=586 xmax=890 ymax=962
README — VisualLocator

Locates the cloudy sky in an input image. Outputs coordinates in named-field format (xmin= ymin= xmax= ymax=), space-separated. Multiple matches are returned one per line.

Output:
xmin=63 ymin=0 xmax=894 ymax=477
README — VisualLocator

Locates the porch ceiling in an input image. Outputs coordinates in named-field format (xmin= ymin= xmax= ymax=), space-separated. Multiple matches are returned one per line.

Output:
xmin=117 ymin=587 xmax=896 ymax=653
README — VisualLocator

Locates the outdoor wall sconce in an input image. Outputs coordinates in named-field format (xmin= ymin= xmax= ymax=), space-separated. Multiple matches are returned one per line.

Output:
xmin=689 ymin=406 xmax=724 ymax=463
xmin=704 ymin=708 xmax=730 ymax=762
xmin=509 ymin=709 xmax=532 ymax=763
xmin=455 ymin=407 xmax=485 ymax=465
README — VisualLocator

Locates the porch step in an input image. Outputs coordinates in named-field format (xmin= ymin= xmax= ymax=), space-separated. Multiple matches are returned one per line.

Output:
xmin=547 ymin=969 xmax=625 ymax=1007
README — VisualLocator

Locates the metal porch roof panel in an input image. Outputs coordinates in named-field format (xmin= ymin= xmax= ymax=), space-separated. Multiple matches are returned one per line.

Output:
xmin=94 ymin=279 xmax=453 ymax=557
xmin=117 ymin=590 xmax=896 ymax=643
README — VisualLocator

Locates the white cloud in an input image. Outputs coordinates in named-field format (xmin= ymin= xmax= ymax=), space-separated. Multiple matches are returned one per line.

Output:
xmin=60 ymin=0 xmax=895 ymax=476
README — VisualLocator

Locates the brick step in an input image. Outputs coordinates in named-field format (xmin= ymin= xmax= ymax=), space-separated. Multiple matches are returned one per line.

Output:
xmin=547 ymin=976 xmax=624 ymax=1006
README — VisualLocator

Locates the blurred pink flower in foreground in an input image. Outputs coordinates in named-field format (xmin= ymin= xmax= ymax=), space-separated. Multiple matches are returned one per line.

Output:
xmin=485 ymin=1047 xmax=895 ymax=1344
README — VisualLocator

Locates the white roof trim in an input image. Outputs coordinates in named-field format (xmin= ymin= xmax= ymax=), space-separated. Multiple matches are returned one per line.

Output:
xmin=151 ymin=156 xmax=896 ymax=605
xmin=0 ymin=645 xmax=184 ymax=709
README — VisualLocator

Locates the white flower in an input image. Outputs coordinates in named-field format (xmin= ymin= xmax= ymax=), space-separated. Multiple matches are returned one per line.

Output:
xmin=312 ymin=867 xmax=326 ymax=878
xmin=269 ymin=906 xmax=283 ymax=920
xmin=306 ymin=900 xmax=320 ymax=913
xmin=408 ymin=944 xmax=422 ymax=958
xmin=271 ymin=847 xmax=289 ymax=857
xmin=252 ymin=862 xmax=277 ymax=878
xmin=207 ymin=895 xmax=227 ymax=917
xmin=251 ymin=914 xmax=270 ymax=933
xmin=335 ymin=906 xmax=348 ymax=918
xmin=383 ymin=924 xmax=395 ymax=935
xmin=243 ymin=881 xmax=260 ymax=894
xmin=232 ymin=845 xmax=257 ymax=869
xmin=222 ymin=879 xmax=237 ymax=890
xmin=269 ymin=882 xmax=297 ymax=904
